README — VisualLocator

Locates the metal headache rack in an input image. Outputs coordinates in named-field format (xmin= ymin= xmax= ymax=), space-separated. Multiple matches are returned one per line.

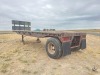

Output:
xmin=12 ymin=20 xmax=31 ymax=31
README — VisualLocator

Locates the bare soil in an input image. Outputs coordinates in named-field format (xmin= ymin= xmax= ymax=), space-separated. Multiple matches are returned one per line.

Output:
xmin=0 ymin=32 xmax=100 ymax=75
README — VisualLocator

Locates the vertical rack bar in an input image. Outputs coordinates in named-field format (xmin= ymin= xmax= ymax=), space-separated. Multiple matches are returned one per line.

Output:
xmin=24 ymin=24 xmax=25 ymax=31
xmin=14 ymin=23 xmax=15 ymax=30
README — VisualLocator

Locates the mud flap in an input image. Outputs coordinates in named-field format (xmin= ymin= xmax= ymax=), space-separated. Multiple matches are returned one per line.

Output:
xmin=62 ymin=42 xmax=71 ymax=56
xmin=81 ymin=39 xmax=86 ymax=49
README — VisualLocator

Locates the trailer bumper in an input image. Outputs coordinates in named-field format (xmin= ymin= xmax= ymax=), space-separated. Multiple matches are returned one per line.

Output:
xmin=61 ymin=39 xmax=86 ymax=56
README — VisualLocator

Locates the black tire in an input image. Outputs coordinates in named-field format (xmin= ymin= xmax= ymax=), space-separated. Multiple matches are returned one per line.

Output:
xmin=46 ymin=38 xmax=62 ymax=59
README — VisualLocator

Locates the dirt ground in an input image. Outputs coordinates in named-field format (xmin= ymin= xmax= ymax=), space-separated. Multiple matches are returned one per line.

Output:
xmin=0 ymin=32 xmax=100 ymax=75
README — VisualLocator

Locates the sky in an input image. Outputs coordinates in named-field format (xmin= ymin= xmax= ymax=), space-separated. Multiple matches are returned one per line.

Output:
xmin=0 ymin=0 xmax=100 ymax=30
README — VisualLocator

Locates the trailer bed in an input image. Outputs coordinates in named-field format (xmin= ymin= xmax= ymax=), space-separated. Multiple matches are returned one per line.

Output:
xmin=14 ymin=30 xmax=86 ymax=38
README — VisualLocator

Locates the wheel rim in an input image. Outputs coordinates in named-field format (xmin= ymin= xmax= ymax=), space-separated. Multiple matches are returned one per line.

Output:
xmin=48 ymin=42 xmax=56 ymax=54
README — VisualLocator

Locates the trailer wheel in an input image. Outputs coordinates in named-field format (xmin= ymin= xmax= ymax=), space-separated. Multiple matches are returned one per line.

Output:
xmin=46 ymin=38 xmax=62 ymax=59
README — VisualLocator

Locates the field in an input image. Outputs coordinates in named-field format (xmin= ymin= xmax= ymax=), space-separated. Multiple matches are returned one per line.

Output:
xmin=0 ymin=30 xmax=100 ymax=75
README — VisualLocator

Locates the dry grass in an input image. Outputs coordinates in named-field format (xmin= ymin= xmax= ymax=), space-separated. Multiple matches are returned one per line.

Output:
xmin=0 ymin=31 xmax=100 ymax=75
xmin=21 ymin=69 xmax=31 ymax=74
xmin=0 ymin=63 xmax=10 ymax=73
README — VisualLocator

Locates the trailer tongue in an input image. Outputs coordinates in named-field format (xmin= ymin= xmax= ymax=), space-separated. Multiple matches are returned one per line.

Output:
xmin=12 ymin=20 xmax=86 ymax=59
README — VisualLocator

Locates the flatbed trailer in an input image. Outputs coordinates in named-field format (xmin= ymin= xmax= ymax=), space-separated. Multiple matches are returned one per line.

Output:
xmin=12 ymin=20 xmax=86 ymax=59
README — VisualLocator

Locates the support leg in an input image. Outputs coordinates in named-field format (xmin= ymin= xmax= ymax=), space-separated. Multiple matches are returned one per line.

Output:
xmin=36 ymin=38 xmax=41 ymax=43
xmin=22 ymin=35 xmax=25 ymax=44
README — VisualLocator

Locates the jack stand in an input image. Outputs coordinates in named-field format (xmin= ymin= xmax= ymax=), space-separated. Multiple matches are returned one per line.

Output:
xmin=36 ymin=38 xmax=41 ymax=43
xmin=22 ymin=35 xmax=25 ymax=44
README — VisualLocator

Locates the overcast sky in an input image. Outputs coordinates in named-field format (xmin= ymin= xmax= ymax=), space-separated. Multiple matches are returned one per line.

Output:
xmin=0 ymin=0 xmax=100 ymax=30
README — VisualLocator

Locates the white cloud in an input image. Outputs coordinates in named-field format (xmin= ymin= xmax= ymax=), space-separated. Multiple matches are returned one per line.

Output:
xmin=45 ymin=4 xmax=52 ymax=9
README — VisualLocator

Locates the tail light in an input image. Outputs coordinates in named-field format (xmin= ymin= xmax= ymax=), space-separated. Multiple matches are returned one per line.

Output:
xmin=60 ymin=37 xmax=71 ymax=42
